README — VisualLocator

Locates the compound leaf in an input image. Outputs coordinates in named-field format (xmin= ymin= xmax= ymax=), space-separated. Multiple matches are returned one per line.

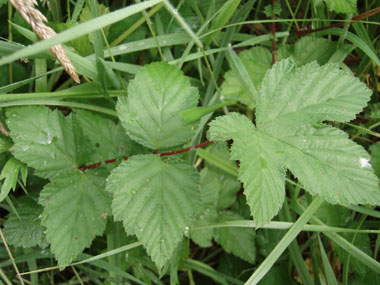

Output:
xmin=106 ymin=154 xmax=200 ymax=269
xmin=214 ymin=211 xmax=256 ymax=264
xmin=39 ymin=170 xmax=111 ymax=266
xmin=117 ymin=62 xmax=199 ymax=150
xmin=7 ymin=106 xmax=91 ymax=179
xmin=7 ymin=106 xmax=111 ymax=266
xmin=209 ymin=59 xmax=380 ymax=225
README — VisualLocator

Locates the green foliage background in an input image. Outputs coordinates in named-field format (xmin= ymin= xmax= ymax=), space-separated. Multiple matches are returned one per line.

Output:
xmin=0 ymin=0 xmax=380 ymax=284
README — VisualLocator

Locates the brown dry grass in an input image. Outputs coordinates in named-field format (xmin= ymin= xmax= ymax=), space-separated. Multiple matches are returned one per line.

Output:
xmin=10 ymin=0 xmax=80 ymax=83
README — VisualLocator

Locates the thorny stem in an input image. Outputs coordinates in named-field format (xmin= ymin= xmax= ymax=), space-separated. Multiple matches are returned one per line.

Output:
xmin=79 ymin=140 xmax=214 ymax=172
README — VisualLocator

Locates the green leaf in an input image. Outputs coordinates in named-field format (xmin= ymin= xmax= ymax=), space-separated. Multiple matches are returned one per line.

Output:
xmin=39 ymin=170 xmax=111 ymax=266
xmin=256 ymin=60 xmax=370 ymax=133
xmin=324 ymin=0 xmax=357 ymax=13
xmin=0 ymin=0 xmax=163 ymax=65
xmin=0 ymin=135 xmax=12 ymax=154
xmin=213 ymin=211 xmax=256 ymax=264
xmin=6 ymin=106 xmax=92 ymax=179
xmin=366 ymin=103 xmax=380 ymax=120
xmin=3 ymin=195 xmax=48 ymax=248
xmin=117 ymin=62 xmax=199 ymax=150
xmin=79 ymin=3 xmax=111 ymax=38
xmin=256 ymin=228 xmax=285 ymax=257
xmin=106 ymin=154 xmax=200 ymax=269
xmin=259 ymin=264 xmax=295 ymax=285
xmin=181 ymin=101 xmax=236 ymax=125
xmin=335 ymin=223 xmax=372 ymax=276
xmin=190 ymin=207 xmax=217 ymax=248
xmin=282 ymin=126 xmax=379 ymax=206
xmin=209 ymin=113 xmax=285 ymax=225
xmin=0 ymin=0 xmax=7 ymax=8
xmin=6 ymin=106 xmax=112 ymax=266
xmin=221 ymin=47 xmax=272 ymax=108
xmin=315 ymin=202 xmax=351 ymax=227
xmin=226 ymin=46 xmax=258 ymax=108
xmin=75 ymin=109 xmax=146 ymax=164
xmin=318 ymin=235 xmax=338 ymax=285
xmin=204 ymin=143 xmax=241 ymax=210
xmin=209 ymin=59 xmax=380 ymax=225
xmin=277 ymin=36 xmax=338 ymax=66
xmin=190 ymin=167 xmax=219 ymax=248
xmin=0 ymin=157 xmax=26 ymax=202
xmin=47 ymin=22 xmax=93 ymax=56
xmin=370 ymin=142 xmax=380 ymax=178
xmin=263 ymin=3 xmax=282 ymax=17
xmin=209 ymin=0 xmax=241 ymax=39
xmin=191 ymin=143 xmax=241 ymax=247
xmin=98 ymin=58 xmax=122 ymax=90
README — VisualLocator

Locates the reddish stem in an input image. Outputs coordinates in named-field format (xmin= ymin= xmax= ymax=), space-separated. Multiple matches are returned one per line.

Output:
xmin=159 ymin=141 xmax=214 ymax=156
xmin=80 ymin=141 xmax=214 ymax=172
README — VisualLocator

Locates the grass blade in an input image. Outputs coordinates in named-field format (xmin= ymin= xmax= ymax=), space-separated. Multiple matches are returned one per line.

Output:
xmin=245 ymin=196 xmax=324 ymax=284
xmin=0 ymin=0 xmax=163 ymax=66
